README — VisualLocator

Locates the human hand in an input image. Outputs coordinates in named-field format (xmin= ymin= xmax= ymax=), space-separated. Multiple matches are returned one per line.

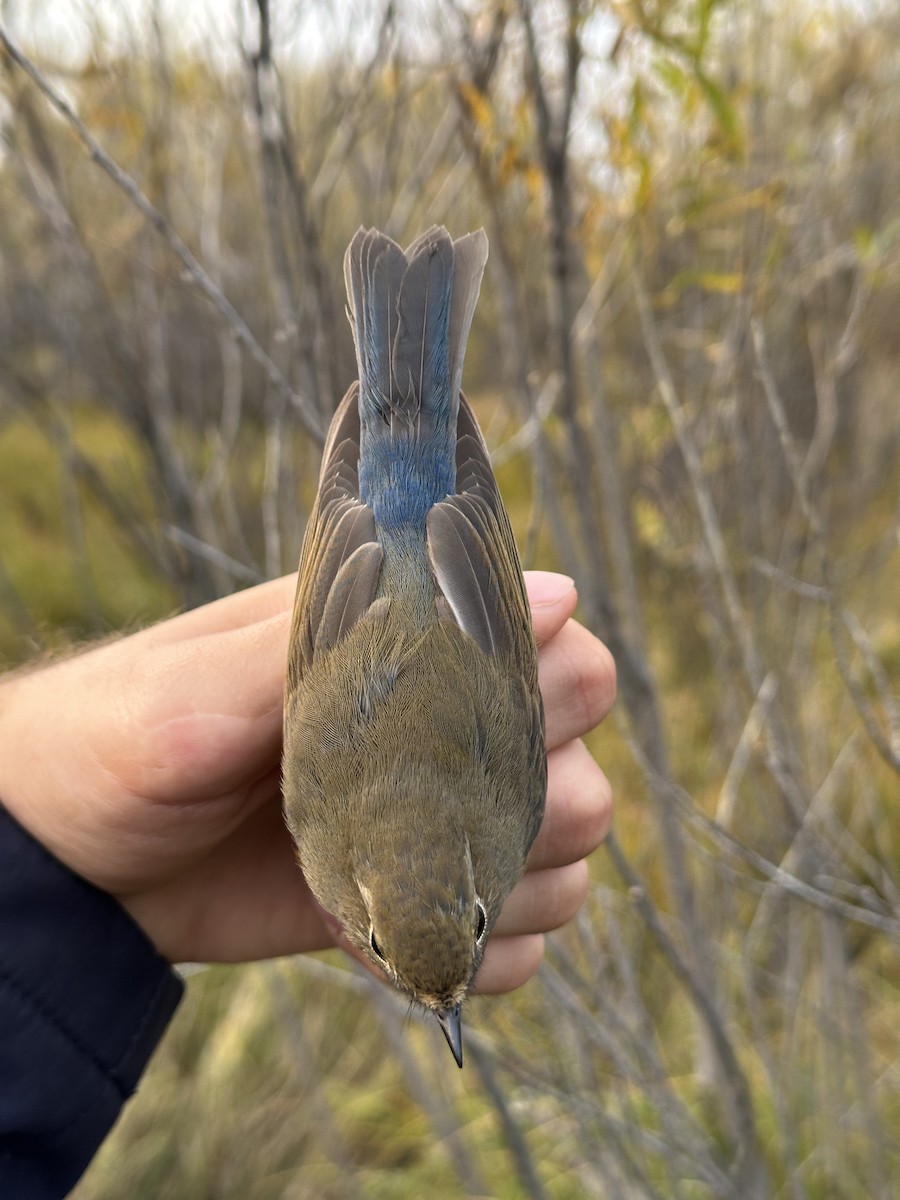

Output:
xmin=0 ymin=571 xmax=614 ymax=993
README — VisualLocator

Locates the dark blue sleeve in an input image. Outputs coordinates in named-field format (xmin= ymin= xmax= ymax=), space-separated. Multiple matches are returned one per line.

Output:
xmin=0 ymin=804 xmax=184 ymax=1198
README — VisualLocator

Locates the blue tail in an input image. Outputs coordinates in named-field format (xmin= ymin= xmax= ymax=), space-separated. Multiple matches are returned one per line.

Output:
xmin=343 ymin=227 xmax=487 ymax=531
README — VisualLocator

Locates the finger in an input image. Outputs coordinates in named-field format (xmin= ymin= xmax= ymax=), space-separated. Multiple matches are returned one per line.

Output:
xmin=493 ymin=860 xmax=589 ymax=937
xmin=145 ymin=566 xmax=574 ymax=650
xmin=122 ymin=794 xmax=334 ymax=963
xmin=139 ymin=574 xmax=297 ymax=648
xmin=527 ymin=739 xmax=612 ymax=870
xmin=140 ymin=566 xmax=574 ymax=664
xmin=471 ymin=934 xmax=545 ymax=995
xmin=123 ymin=612 xmax=290 ymax=801
xmin=524 ymin=571 xmax=577 ymax=645
xmin=539 ymin=619 xmax=616 ymax=749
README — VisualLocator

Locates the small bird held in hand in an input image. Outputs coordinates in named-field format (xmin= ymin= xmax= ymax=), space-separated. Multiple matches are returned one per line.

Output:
xmin=282 ymin=226 xmax=546 ymax=1066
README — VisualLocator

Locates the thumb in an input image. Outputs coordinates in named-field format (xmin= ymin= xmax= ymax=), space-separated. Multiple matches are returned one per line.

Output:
xmin=524 ymin=572 xmax=577 ymax=645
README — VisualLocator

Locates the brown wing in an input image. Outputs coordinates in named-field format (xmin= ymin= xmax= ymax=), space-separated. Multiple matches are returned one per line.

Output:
xmin=286 ymin=384 xmax=383 ymax=696
xmin=426 ymin=393 xmax=537 ymax=693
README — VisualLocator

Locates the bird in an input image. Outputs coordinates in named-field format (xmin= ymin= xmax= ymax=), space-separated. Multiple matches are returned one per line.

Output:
xmin=282 ymin=226 xmax=546 ymax=1067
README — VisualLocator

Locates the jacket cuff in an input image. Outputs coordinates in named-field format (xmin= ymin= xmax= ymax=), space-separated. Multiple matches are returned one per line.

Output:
xmin=0 ymin=803 xmax=184 ymax=1198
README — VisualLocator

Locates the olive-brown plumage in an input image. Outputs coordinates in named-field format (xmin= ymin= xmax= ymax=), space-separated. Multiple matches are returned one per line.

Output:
xmin=282 ymin=227 xmax=546 ymax=1065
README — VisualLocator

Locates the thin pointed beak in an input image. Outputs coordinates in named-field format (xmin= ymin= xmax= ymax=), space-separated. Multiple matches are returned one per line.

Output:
xmin=436 ymin=1003 xmax=464 ymax=1068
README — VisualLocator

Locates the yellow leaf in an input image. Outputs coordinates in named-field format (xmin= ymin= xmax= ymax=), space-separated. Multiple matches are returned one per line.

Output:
xmin=458 ymin=81 xmax=493 ymax=133
xmin=696 ymin=272 xmax=743 ymax=293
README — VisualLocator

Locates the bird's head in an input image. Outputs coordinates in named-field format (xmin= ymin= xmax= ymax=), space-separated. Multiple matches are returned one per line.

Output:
xmin=300 ymin=803 xmax=494 ymax=1067
xmin=352 ymin=819 xmax=493 ymax=1067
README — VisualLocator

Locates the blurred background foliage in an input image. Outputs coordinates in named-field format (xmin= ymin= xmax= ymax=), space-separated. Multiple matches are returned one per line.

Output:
xmin=1 ymin=0 xmax=898 ymax=1196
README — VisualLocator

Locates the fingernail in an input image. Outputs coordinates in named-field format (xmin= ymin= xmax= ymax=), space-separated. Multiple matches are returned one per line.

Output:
xmin=527 ymin=571 xmax=576 ymax=607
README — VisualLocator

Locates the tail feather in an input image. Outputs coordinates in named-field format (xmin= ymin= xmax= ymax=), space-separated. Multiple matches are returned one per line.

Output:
xmin=393 ymin=230 xmax=453 ymax=433
xmin=447 ymin=230 xmax=488 ymax=407
xmin=343 ymin=229 xmax=406 ymax=422
xmin=343 ymin=226 xmax=488 ymax=529
xmin=344 ymin=227 xmax=487 ymax=432
xmin=402 ymin=227 xmax=487 ymax=411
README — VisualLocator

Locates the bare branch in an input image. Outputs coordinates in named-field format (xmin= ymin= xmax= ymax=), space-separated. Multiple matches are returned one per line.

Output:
xmin=0 ymin=25 xmax=324 ymax=444
xmin=752 ymin=318 xmax=900 ymax=773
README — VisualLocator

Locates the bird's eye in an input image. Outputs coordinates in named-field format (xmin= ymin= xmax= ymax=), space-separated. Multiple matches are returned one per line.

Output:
xmin=369 ymin=927 xmax=385 ymax=960
xmin=475 ymin=900 xmax=487 ymax=943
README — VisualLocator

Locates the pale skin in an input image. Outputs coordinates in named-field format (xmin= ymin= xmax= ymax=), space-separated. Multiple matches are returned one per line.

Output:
xmin=0 ymin=570 xmax=615 ymax=995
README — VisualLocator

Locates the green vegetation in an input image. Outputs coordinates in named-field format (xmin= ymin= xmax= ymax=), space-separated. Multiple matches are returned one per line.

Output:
xmin=0 ymin=409 xmax=175 ymax=657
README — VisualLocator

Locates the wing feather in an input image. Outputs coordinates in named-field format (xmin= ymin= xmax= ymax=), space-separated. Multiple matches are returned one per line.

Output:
xmin=426 ymin=393 xmax=535 ymax=686
xmin=287 ymin=384 xmax=383 ymax=694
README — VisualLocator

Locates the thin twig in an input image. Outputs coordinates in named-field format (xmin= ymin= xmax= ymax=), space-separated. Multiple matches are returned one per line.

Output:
xmin=627 ymin=735 xmax=900 ymax=936
xmin=634 ymin=272 xmax=763 ymax=691
xmin=605 ymin=831 xmax=767 ymax=1196
xmin=164 ymin=527 xmax=262 ymax=584
xmin=752 ymin=318 xmax=900 ymax=773
xmin=0 ymin=26 xmax=324 ymax=444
